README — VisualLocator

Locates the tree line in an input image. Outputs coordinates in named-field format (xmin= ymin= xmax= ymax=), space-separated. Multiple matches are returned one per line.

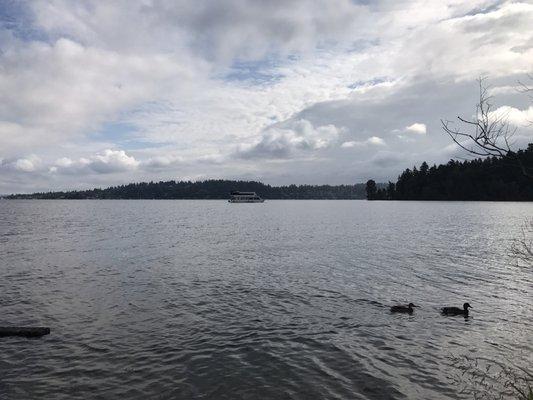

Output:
xmin=5 ymin=180 xmax=368 ymax=200
xmin=366 ymin=143 xmax=533 ymax=201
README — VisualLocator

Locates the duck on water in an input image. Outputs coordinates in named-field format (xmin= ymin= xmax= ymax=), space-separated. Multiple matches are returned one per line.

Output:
xmin=441 ymin=303 xmax=472 ymax=316
xmin=390 ymin=303 xmax=418 ymax=313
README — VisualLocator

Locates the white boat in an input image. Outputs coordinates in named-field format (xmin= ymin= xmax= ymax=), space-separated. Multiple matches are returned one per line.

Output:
xmin=228 ymin=191 xmax=265 ymax=203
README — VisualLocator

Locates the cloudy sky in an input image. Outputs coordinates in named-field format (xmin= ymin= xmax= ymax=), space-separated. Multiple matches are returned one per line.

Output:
xmin=1 ymin=0 xmax=532 ymax=193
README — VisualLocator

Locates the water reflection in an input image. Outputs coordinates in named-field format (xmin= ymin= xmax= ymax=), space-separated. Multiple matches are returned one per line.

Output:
xmin=0 ymin=200 xmax=531 ymax=399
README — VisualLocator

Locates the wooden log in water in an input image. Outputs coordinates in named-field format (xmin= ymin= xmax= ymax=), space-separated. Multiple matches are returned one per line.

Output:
xmin=0 ymin=327 xmax=50 ymax=338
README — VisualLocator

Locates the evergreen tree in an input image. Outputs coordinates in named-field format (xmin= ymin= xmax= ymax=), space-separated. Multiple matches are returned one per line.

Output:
xmin=365 ymin=144 xmax=533 ymax=201
xmin=5 ymin=180 xmax=369 ymax=200
xmin=366 ymin=180 xmax=377 ymax=200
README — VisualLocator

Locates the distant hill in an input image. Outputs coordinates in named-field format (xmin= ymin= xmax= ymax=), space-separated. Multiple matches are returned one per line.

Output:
xmin=367 ymin=144 xmax=533 ymax=201
xmin=5 ymin=180 xmax=368 ymax=200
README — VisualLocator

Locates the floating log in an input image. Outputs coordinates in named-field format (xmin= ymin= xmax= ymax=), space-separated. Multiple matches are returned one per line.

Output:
xmin=0 ymin=327 xmax=50 ymax=338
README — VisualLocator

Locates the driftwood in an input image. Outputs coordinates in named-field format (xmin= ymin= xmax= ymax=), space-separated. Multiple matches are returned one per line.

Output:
xmin=0 ymin=327 xmax=50 ymax=338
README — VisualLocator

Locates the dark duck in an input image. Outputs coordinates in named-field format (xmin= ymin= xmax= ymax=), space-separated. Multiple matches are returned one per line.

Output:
xmin=390 ymin=303 xmax=418 ymax=313
xmin=441 ymin=303 xmax=472 ymax=316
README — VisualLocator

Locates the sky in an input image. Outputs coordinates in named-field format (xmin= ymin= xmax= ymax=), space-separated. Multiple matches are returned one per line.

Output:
xmin=0 ymin=0 xmax=532 ymax=194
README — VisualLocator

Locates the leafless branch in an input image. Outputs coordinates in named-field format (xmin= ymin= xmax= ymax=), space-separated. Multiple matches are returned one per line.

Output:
xmin=441 ymin=77 xmax=515 ymax=158
xmin=448 ymin=354 xmax=533 ymax=400
xmin=441 ymin=77 xmax=533 ymax=178
xmin=510 ymin=218 xmax=533 ymax=267
xmin=518 ymin=73 xmax=533 ymax=98
xmin=518 ymin=74 xmax=533 ymax=126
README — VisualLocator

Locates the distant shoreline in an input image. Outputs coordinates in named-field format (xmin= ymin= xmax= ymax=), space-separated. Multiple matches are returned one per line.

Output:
xmin=3 ymin=198 xmax=531 ymax=202
xmin=2 ymin=179 xmax=370 ymax=200
xmin=1 ymin=197 xmax=368 ymax=201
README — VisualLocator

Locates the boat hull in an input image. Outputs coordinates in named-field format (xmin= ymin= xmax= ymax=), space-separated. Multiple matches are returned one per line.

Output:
xmin=228 ymin=199 xmax=265 ymax=203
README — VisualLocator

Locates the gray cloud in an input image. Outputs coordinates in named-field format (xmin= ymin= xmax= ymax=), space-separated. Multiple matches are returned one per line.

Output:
xmin=0 ymin=0 xmax=532 ymax=194
xmin=30 ymin=0 xmax=371 ymax=60
xmin=235 ymin=119 xmax=341 ymax=159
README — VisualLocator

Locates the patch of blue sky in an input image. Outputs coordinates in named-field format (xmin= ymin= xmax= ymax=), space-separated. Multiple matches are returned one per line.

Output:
xmin=118 ymin=139 xmax=170 ymax=150
xmin=346 ymin=38 xmax=380 ymax=53
xmin=0 ymin=0 xmax=49 ymax=42
xmin=90 ymin=121 xmax=167 ymax=150
xmin=350 ymin=0 xmax=381 ymax=7
xmin=452 ymin=0 xmax=502 ymax=19
xmin=221 ymin=57 xmax=285 ymax=85
xmin=348 ymin=77 xmax=390 ymax=89
xmin=92 ymin=121 xmax=137 ymax=142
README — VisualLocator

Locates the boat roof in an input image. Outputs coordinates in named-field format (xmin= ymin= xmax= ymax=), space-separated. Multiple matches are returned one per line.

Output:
xmin=230 ymin=191 xmax=257 ymax=195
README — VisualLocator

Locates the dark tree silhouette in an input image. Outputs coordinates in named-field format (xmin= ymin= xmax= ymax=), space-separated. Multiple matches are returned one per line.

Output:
xmin=386 ymin=182 xmax=395 ymax=200
xmin=366 ymin=179 xmax=377 ymax=200
xmin=367 ymin=144 xmax=533 ymax=201
xmin=5 ymin=180 xmax=369 ymax=200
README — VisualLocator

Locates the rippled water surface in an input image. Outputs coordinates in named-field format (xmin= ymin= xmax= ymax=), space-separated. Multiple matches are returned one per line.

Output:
xmin=1 ymin=200 xmax=532 ymax=399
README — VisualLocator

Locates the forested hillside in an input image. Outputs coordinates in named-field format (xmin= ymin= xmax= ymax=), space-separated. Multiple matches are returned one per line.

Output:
xmin=6 ymin=180 xmax=367 ymax=200
xmin=366 ymin=144 xmax=533 ymax=201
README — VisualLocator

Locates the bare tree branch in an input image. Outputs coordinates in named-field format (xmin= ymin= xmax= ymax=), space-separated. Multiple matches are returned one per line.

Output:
xmin=518 ymin=73 xmax=533 ymax=99
xmin=510 ymin=218 xmax=533 ymax=267
xmin=448 ymin=354 xmax=533 ymax=400
xmin=441 ymin=77 xmax=533 ymax=178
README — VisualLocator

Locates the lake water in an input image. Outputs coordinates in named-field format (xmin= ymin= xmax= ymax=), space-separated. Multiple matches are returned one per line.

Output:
xmin=0 ymin=200 xmax=531 ymax=399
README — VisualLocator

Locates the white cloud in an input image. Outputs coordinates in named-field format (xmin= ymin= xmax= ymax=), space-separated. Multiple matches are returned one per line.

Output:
xmin=394 ymin=2 xmax=533 ymax=80
xmin=367 ymin=136 xmax=386 ymax=146
xmin=236 ymin=119 xmax=341 ymax=159
xmin=1 ymin=0 xmax=532 ymax=193
xmin=89 ymin=149 xmax=139 ymax=173
xmin=14 ymin=158 xmax=38 ymax=172
xmin=341 ymin=136 xmax=386 ymax=148
xmin=13 ymin=155 xmax=41 ymax=172
xmin=488 ymin=85 xmax=518 ymax=96
xmin=341 ymin=141 xmax=358 ymax=148
xmin=0 ymin=155 xmax=42 ymax=173
xmin=0 ymin=36 xmax=202 ymax=154
xmin=489 ymin=105 xmax=533 ymax=127
xmin=143 ymin=155 xmax=185 ymax=170
xmin=55 ymin=157 xmax=74 ymax=168
xmin=405 ymin=123 xmax=427 ymax=135
xmin=30 ymin=0 xmax=370 ymax=61
xmin=51 ymin=149 xmax=139 ymax=174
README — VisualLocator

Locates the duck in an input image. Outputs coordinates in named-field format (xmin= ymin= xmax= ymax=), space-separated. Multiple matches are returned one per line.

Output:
xmin=441 ymin=302 xmax=472 ymax=316
xmin=390 ymin=303 xmax=418 ymax=313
